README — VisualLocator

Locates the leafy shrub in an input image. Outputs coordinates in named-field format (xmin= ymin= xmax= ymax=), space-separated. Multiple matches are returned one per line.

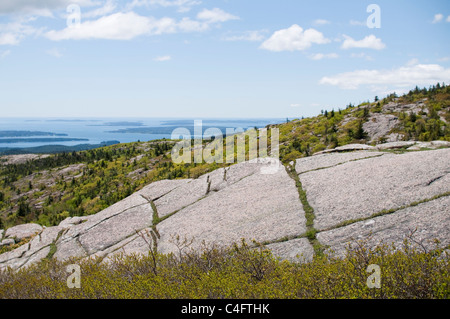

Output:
xmin=0 ymin=237 xmax=448 ymax=299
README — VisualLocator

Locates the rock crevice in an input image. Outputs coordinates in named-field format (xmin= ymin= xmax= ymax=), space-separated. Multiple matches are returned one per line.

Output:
xmin=1 ymin=145 xmax=449 ymax=270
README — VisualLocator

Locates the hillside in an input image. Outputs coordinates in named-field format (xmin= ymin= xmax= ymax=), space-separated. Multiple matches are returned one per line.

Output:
xmin=0 ymin=84 xmax=449 ymax=299
xmin=0 ymin=84 xmax=449 ymax=233
xmin=278 ymin=83 xmax=450 ymax=162
xmin=0 ymin=144 xmax=449 ymax=299
xmin=1 ymin=145 xmax=449 ymax=269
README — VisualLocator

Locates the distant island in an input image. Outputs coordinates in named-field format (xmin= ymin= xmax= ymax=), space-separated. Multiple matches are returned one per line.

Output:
xmin=160 ymin=119 xmax=281 ymax=126
xmin=0 ymin=131 xmax=68 ymax=138
xmin=0 ymin=138 xmax=89 ymax=144
xmin=89 ymin=121 xmax=145 ymax=127
xmin=45 ymin=119 xmax=101 ymax=122
xmin=0 ymin=140 xmax=120 ymax=155
xmin=107 ymin=126 xmax=257 ymax=135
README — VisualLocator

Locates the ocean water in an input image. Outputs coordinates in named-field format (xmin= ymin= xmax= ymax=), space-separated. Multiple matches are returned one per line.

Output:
xmin=0 ymin=118 xmax=284 ymax=149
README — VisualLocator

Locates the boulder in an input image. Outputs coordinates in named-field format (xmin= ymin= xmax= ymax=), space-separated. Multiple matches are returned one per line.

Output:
xmin=0 ymin=225 xmax=64 ymax=270
xmin=407 ymin=142 xmax=431 ymax=151
xmin=375 ymin=141 xmax=416 ymax=150
xmin=407 ymin=141 xmax=450 ymax=151
xmin=431 ymin=140 xmax=450 ymax=148
xmin=0 ymin=238 xmax=15 ymax=247
xmin=314 ymin=144 xmax=375 ymax=155
xmin=334 ymin=144 xmax=375 ymax=152
xmin=59 ymin=216 xmax=89 ymax=229
xmin=4 ymin=223 xmax=43 ymax=241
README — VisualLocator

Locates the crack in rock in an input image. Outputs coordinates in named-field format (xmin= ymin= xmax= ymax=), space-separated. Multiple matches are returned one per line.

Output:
xmin=426 ymin=173 xmax=447 ymax=186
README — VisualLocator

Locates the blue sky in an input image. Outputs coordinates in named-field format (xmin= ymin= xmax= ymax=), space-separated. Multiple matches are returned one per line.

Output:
xmin=0 ymin=0 xmax=449 ymax=118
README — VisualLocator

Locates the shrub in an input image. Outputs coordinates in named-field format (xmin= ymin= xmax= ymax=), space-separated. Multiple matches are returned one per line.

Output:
xmin=0 ymin=237 xmax=448 ymax=299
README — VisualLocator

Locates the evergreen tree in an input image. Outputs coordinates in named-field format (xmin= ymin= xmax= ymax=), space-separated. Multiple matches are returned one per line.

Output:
xmin=409 ymin=112 xmax=417 ymax=123
xmin=354 ymin=120 xmax=367 ymax=140
xmin=17 ymin=199 xmax=30 ymax=218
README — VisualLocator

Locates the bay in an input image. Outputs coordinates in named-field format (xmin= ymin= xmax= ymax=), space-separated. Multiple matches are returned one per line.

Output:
xmin=0 ymin=117 xmax=284 ymax=149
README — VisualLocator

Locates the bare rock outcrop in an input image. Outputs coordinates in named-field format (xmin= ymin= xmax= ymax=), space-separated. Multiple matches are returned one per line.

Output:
xmin=4 ymin=223 xmax=43 ymax=242
xmin=1 ymin=145 xmax=449 ymax=270
xmin=299 ymin=148 xmax=449 ymax=230
xmin=363 ymin=113 xmax=400 ymax=143
xmin=157 ymin=162 xmax=307 ymax=255
xmin=317 ymin=196 xmax=450 ymax=257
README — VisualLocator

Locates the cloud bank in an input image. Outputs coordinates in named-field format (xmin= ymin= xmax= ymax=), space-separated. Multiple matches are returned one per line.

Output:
xmin=320 ymin=63 xmax=450 ymax=90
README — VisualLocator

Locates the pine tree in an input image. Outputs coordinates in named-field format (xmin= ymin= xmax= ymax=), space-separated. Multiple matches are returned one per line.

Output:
xmin=17 ymin=200 xmax=30 ymax=217
xmin=354 ymin=120 xmax=367 ymax=140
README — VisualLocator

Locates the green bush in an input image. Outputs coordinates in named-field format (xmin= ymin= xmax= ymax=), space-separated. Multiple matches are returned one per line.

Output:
xmin=0 ymin=238 xmax=448 ymax=299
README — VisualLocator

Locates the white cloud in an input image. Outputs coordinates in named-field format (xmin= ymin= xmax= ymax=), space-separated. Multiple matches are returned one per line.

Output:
xmin=0 ymin=21 xmax=41 ymax=45
xmin=447 ymin=15 xmax=450 ymax=23
xmin=177 ymin=17 xmax=208 ymax=32
xmin=313 ymin=19 xmax=330 ymax=26
xmin=432 ymin=13 xmax=443 ymax=23
xmin=197 ymin=8 xmax=239 ymax=23
xmin=0 ymin=33 xmax=20 ymax=45
xmin=0 ymin=49 xmax=11 ymax=58
xmin=154 ymin=55 xmax=171 ymax=61
xmin=44 ymin=6 xmax=238 ymax=41
xmin=223 ymin=30 xmax=266 ymax=42
xmin=319 ymin=63 xmax=450 ymax=90
xmin=309 ymin=53 xmax=338 ymax=60
xmin=341 ymin=34 xmax=385 ymax=50
xmin=45 ymin=12 xmax=177 ymax=40
xmin=260 ymin=24 xmax=330 ymax=52
xmin=83 ymin=0 xmax=116 ymax=18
